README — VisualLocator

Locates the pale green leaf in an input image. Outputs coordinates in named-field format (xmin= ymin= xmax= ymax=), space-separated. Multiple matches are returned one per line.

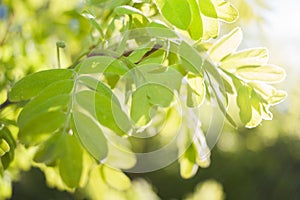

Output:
xmin=155 ymin=0 xmax=192 ymax=30
xmin=214 ymin=0 xmax=239 ymax=22
xmin=101 ymin=165 xmax=131 ymax=191
xmin=268 ymin=90 xmax=287 ymax=105
xmin=201 ymin=15 xmax=219 ymax=40
xmin=221 ymin=48 xmax=269 ymax=70
xmin=235 ymin=64 xmax=286 ymax=83
xmin=208 ymin=27 xmax=242 ymax=62
xmin=105 ymin=142 xmax=136 ymax=169
xmin=9 ymin=69 xmax=73 ymax=102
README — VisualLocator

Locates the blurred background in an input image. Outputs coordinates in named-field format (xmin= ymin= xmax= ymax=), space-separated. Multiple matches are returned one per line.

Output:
xmin=1 ymin=0 xmax=300 ymax=199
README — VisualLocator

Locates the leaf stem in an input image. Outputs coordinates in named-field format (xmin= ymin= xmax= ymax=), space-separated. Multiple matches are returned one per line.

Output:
xmin=56 ymin=41 xmax=66 ymax=69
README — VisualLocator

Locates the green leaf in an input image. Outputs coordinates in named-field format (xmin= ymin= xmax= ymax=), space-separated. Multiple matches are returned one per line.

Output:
xmin=19 ymin=111 xmax=66 ymax=146
xmin=75 ymin=90 xmax=131 ymax=136
xmin=179 ymin=41 xmax=203 ymax=74
xmin=136 ymin=64 xmax=182 ymax=91
xmin=204 ymin=61 xmax=237 ymax=127
xmin=186 ymin=74 xmax=206 ymax=107
xmin=72 ymin=111 xmax=108 ymax=162
xmin=76 ymin=56 xmax=116 ymax=74
xmin=9 ymin=69 xmax=73 ymax=102
xmin=17 ymin=80 xmax=73 ymax=128
xmin=88 ymin=0 xmax=131 ymax=9
xmin=235 ymin=64 xmax=286 ymax=83
xmin=214 ymin=0 xmax=239 ymax=22
xmin=127 ymin=41 xmax=156 ymax=63
xmin=131 ymin=83 xmax=174 ymax=126
xmin=0 ymin=127 xmax=15 ymax=169
xmin=187 ymin=0 xmax=203 ymax=40
xmin=0 ymin=139 xmax=10 ymax=156
xmin=100 ymin=165 xmax=131 ymax=191
xmin=155 ymin=0 xmax=192 ymax=30
xmin=221 ymin=48 xmax=269 ymax=70
xmin=199 ymin=0 xmax=217 ymax=18
xmin=208 ymin=27 xmax=242 ymax=62
xmin=146 ymin=21 xmax=178 ymax=38
xmin=237 ymin=86 xmax=252 ymax=124
xmin=58 ymin=134 xmax=83 ymax=188
xmin=114 ymin=5 xmax=145 ymax=17
xmin=138 ymin=49 xmax=166 ymax=65
xmin=34 ymin=133 xmax=64 ymax=166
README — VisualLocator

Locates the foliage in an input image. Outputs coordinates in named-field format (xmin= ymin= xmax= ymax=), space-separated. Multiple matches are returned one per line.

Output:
xmin=0 ymin=0 xmax=286 ymax=199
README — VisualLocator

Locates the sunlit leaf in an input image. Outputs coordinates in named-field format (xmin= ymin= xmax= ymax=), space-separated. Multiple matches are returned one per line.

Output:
xmin=208 ymin=27 xmax=242 ymax=62
xmin=237 ymin=85 xmax=252 ymax=124
xmin=186 ymin=74 xmax=206 ymax=107
xmin=221 ymin=48 xmax=269 ymax=70
xmin=131 ymin=83 xmax=174 ymax=126
xmin=201 ymin=15 xmax=219 ymax=40
xmin=187 ymin=0 xmax=203 ymax=40
xmin=179 ymin=144 xmax=198 ymax=179
xmin=235 ymin=64 xmax=286 ymax=83
xmin=214 ymin=0 xmax=239 ymax=22
xmin=155 ymin=0 xmax=192 ymax=30
xmin=100 ymin=165 xmax=131 ymax=191
xmin=199 ymin=0 xmax=217 ymax=18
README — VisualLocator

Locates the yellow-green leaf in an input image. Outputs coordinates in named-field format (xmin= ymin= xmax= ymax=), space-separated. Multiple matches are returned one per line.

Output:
xmin=155 ymin=0 xmax=192 ymax=30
